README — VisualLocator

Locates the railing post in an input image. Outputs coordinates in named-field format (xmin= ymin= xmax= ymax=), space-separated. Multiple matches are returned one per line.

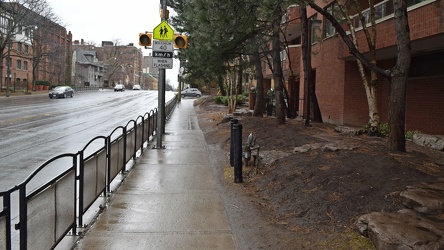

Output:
xmin=4 ymin=191 xmax=11 ymax=250
xmin=78 ymin=151 xmax=84 ymax=227
xmin=18 ymin=185 xmax=27 ymax=250
xmin=233 ymin=123 xmax=243 ymax=183
xmin=106 ymin=136 xmax=111 ymax=194
xmin=122 ymin=127 xmax=127 ymax=173
xmin=133 ymin=121 xmax=137 ymax=160
xmin=72 ymin=156 xmax=78 ymax=235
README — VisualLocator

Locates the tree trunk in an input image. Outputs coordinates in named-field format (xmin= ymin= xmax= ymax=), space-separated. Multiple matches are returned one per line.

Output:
xmin=251 ymin=49 xmax=265 ymax=116
xmin=300 ymin=3 xmax=311 ymax=126
xmin=217 ymin=74 xmax=226 ymax=96
xmin=271 ymin=5 xmax=286 ymax=124
xmin=339 ymin=0 xmax=381 ymax=134
xmin=388 ymin=0 xmax=411 ymax=152
xmin=237 ymin=64 xmax=243 ymax=95
xmin=388 ymin=76 xmax=407 ymax=152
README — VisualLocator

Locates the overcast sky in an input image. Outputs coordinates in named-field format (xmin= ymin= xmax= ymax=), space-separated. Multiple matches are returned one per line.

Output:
xmin=47 ymin=0 xmax=180 ymax=86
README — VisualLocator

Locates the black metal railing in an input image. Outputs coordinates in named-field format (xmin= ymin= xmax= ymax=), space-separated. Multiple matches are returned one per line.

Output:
xmin=0 ymin=94 xmax=178 ymax=250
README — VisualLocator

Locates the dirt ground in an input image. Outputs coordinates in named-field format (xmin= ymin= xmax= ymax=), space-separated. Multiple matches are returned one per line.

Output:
xmin=194 ymin=96 xmax=444 ymax=249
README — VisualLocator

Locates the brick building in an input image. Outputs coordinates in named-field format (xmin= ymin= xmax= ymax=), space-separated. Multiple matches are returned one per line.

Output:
xmin=273 ymin=0 xmax=444 ymax=134
xmin=72 ymin=40 xmax=143 ymax=89
xmin=0 ymin=3 xmax=72 ymax=91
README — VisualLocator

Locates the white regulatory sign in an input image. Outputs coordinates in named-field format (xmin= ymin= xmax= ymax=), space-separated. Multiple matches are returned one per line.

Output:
xmin=152 ymin=40 xmax=174 ymax=51
xmin=153 ymin=58 xmax=173 ymax=69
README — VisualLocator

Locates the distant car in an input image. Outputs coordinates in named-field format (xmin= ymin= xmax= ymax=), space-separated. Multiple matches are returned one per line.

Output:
xmin=181 ymin=88 xmax=202 ymax=98
xmin=49 ymin=86 xmax=74 ymax=99
xmin=133 ymin=84 xmax=141 ymax=90
xmin=114 ymin=84 xmax=125 ymax=92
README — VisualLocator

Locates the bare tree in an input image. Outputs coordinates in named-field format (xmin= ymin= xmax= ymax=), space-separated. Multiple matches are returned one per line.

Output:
xmin=308 ymin=0 xmax=411 ymax=151
xmin=0 ymin=0 xmax=61 ymax=91
xmin=336 ymin=0 xmax=381 ymax=134
xmin=98 ymin=40 xmax=126 ymax=87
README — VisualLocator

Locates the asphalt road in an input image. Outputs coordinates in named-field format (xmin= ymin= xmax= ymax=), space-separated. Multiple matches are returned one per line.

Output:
xmin=0 ymin=89 xmax=175 ymax=192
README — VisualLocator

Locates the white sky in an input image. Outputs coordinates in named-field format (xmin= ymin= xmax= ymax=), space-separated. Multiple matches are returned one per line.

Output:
xmin=47 ymin=0 xmax=180 ymax=86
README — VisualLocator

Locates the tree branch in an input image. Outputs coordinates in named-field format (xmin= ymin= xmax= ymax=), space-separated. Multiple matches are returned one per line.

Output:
xmin=308 ymin=2 xmax=391 ymax=79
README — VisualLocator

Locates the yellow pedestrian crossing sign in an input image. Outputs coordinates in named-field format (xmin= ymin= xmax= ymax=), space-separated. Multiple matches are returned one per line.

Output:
xmin=153 ymin=21 xmax=174 ymax=41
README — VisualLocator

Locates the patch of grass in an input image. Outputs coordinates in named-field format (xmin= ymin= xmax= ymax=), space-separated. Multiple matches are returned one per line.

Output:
xmin=308 ymin=230 xmax=375 ymax=250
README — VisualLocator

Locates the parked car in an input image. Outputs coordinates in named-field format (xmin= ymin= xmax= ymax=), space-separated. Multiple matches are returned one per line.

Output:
xmin=181 ymin=88 xmax=202 ymax=98
xmin=114 ymin=84 xmax=125 ymax=92
xmin=49 ymin=86 xmax=74 ymax=99
xmin=133 ymin=84 xmax=141 ymax=90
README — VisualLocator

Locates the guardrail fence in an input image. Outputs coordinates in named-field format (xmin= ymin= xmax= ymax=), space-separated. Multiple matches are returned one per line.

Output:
xmin=0 ymin=95 xmax=177 ymax=250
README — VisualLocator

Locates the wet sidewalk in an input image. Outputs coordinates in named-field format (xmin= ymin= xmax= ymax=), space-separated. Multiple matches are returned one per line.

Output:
xmin=73 ymin=99 xmax=236 ymax=249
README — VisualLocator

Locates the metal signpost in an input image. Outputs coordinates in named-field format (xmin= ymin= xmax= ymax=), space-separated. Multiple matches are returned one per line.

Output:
xmin=153 ymin=1 xmax=172 ymax=148
xmin=139 ymin=0 xmax=185 ymax=148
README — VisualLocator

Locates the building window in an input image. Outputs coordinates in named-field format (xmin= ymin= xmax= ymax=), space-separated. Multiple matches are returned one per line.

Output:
xmin=17 ymin=42 xmax=22 ymax=52
xmin=309 ymin=15 xmax=322 ymax=44
xmin=324 ymin=3 xmax=340 ymax=38
xmin=351 ymin=0 xmax=430 ymax=29
xmin=24 ymin=61 xmax=28 ymax=70
xmin=24 ymin=44 xmax=29 ymax=53
xmin=16 ymin=60 xmax=21 ymax=69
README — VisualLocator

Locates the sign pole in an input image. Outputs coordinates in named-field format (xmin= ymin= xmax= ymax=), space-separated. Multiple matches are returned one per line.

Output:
xmin=156 ymin=0 xmax=168 ymax=148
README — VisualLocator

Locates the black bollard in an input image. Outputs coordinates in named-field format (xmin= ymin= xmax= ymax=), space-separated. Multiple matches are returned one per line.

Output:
xmin=230 ymin=118 xmax=238 ymax=167
xmin=233 ymin=123 xmax=243 ymax=183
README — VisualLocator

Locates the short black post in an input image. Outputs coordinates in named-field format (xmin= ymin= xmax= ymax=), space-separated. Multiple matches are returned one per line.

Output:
xmin=233 ymin=123 xmax=243 ymax=183
xmin=230 ymin=118 xmax=238 ymax=167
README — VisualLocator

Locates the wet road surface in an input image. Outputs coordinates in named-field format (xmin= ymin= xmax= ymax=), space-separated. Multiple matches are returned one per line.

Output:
xmin=0 ymin=90 xmax=175 ymax=191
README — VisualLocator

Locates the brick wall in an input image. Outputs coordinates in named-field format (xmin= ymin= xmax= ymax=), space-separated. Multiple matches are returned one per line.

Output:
xmin=341 ymin=1 xmax=443 ymax=56
xmin=343 ymin=62 xmax=369 ymax=126
xmin=406 ymin=77 xmax=444 ymax=134
xmin=342 ymin=62 xmax=391 ymax=128
xmin=310 ymin=37 xmax=347 ymax=125
xmin=288 ymin=0 xmax=444 ymax=135
xmin=342 ymin=62 xmax=444 ymax=135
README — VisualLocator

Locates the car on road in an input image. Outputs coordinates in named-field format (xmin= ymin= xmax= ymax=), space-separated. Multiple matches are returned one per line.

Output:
xmin=181 ymin=88 xmax=202 ymax=98
xmin=49 ymin=86 xmax=74 ymax=98
xmin=133 ymin=84 xmax=141 ymax=90
xmin=114 ymin=84 xmax=125 ymax=92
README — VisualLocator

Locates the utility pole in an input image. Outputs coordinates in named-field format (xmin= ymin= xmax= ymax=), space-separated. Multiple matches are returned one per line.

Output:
xmin=156 ymin=0 xmax=167 ymax=148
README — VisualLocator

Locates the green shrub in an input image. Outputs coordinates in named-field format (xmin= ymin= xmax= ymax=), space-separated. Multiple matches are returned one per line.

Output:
xmin=213 ymin=95 xmax=228 ymax=105
xmin=363 ymin=122 xmax=418 ymax=138
xmin=35 ymin=80 xmax=51 ymax=86
xmin=405 ymin=130 xmax=419 ymax=140
xmin=379 ymin=123 xmax=389 ymax=137
xmin=236 ymin=95 xmax=247 ymax=104
xmin=213 ymin=95 xmax=247 ymax=106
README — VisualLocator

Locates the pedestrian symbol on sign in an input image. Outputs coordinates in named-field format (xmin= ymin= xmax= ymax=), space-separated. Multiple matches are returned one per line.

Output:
xmin=153 ymin=21 xmax=174 ymax=41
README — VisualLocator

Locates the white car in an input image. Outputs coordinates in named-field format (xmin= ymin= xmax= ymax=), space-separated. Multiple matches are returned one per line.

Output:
xmin=114 ymin=84 xmax=125 ymax=92
xmin=133 ymin=84 xmax=141 ymax=90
